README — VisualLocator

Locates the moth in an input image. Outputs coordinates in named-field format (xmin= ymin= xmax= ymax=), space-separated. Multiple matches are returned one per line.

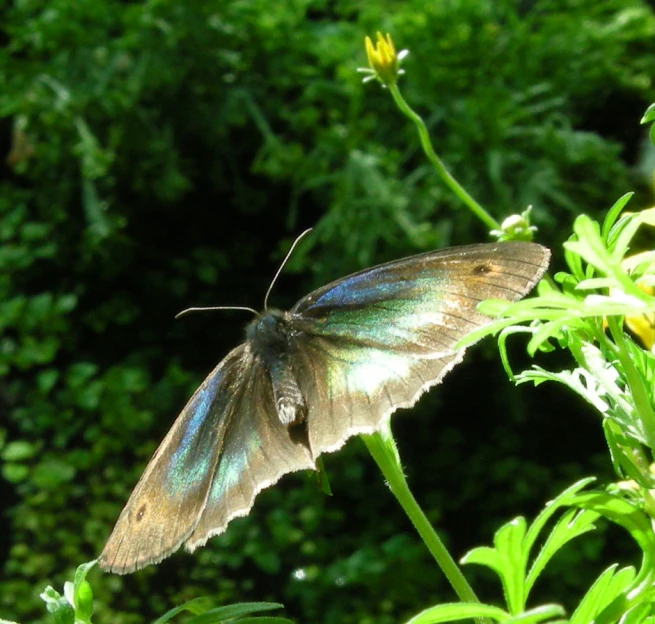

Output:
xmin=99 ymin=241 xmax=549 ymax=573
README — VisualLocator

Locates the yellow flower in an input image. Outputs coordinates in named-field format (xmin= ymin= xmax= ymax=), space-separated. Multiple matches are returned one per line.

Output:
xmin=358 ymin=32 xmax=408 ymax=87
xmin=618 ymin=251 xmax=655 ymax=350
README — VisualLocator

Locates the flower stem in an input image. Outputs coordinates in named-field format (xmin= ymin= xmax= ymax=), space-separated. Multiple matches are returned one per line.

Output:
xmin=362 ymin=423 xmax=489 ymax=624
xmin=387 ymin=84 xmax=498 ymax=231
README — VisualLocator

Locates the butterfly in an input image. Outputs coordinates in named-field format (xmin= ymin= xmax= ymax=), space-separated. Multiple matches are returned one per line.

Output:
xmin=98 ymin=241 xmax=550 ymax=573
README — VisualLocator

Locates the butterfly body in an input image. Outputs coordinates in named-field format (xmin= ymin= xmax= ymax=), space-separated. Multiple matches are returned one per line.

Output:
xmin=247 ymin=309 xmax=308 ymax=426
xmin=99 ymin=242 xmax=550 ymax=574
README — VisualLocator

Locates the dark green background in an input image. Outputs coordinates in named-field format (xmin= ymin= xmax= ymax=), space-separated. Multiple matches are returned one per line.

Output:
xmin=2 ymin=0 xmax=654 ymax=622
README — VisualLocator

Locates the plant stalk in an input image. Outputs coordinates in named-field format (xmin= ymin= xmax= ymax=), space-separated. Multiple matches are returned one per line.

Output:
xmin=362 ymin=423 xmax=490 ymax=624
xmin=387 ymin=84 xmax=499 ymax=231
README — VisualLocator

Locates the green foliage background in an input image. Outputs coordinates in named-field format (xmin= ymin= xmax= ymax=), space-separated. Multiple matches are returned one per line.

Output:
xmin=1 ymin=0 xmax=654 ymax=622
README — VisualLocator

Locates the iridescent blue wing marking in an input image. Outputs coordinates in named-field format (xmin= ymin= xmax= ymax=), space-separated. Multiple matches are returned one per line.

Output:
xmin=288 ymin=242 xmax=550 ymax=456
xmin=186 ymin=346 xmax=314 ymax=551
xmin=98 ymin=346 xmax=246 ymax=573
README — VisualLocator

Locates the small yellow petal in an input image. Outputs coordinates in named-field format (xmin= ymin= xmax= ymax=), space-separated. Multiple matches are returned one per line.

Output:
xmin=365 ymin=36 xmax=376 ymax=66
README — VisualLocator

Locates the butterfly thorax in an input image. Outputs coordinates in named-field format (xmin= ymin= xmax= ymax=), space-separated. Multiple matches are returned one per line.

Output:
xmin=247 ymin=309 xmax=306 ymax=427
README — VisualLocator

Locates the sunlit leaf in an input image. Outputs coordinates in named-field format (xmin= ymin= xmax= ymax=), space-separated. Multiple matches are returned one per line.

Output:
xmin=462 ymin=518 xmax=527 ymax=613
xmin=569 ymin=565 xmax=636 ymax=624
xmin=403 ymin=602 xmax=509 ymax=624
xmin=186 ymin=603 xmax=285 ymax=624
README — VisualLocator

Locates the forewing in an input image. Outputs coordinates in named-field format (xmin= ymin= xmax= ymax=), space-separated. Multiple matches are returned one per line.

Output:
xmin=186 ymin=350 xmax=315 ymax=551
xmin=289 ymin=242 xmax=550 ymax=455
xmin=98 ymin=345 xmax=248 ymax=574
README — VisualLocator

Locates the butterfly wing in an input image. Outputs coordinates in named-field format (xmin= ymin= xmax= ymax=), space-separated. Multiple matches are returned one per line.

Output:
xmin=288 ymin=242 xmax=550 ymax=456
xmin=97 ymin=345 xmax=247 ymax=573
xmin=99 ymin=343 xmax=315 ymax=573
xmin=185 ymin=349 xmax=315 ymax=551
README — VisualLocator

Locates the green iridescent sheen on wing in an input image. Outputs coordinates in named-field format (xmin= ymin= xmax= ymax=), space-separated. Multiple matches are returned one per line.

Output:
xmin=289 ymin=242 xmax=550 ymax=456
xmin=293 ymin=332 xmax=465 ymax=455
xmin=292 ymin=242 xmax=548 ymax=353
xmin=98 ymin=345 xmax=247 ymax=574
xmin=187 ymin=353 xmax=314 ymax=550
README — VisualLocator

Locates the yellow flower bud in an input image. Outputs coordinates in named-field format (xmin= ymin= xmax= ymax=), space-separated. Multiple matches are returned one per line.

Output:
xmin=358 ymin=32 xmax=407 ymax=87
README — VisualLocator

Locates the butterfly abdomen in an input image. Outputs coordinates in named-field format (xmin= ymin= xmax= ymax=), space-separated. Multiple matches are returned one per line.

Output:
xmin=248 ymin=310 xmax=306 ymax=426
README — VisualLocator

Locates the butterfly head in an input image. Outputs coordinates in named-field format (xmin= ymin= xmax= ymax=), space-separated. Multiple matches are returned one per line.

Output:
xmin=247 ymin=309 xmax=290 ymax=353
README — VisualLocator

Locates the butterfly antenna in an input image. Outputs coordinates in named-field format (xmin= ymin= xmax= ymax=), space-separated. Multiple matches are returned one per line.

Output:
xmin=263 ymin=228 xmax=312 ymax=310
xmin=175 ymin=305 xmax=258 ymax=319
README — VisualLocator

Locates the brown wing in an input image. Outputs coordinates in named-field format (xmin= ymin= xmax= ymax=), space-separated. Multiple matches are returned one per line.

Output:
xmin=287 ymin=242 xmax=550 ymax=456
xmin=98 ymin=346 xmax=247 ymax=573
xmin=99 ymin=343 xmax=316 ymax=573
xmin=185 ymin=348 xmax=315 ymax=551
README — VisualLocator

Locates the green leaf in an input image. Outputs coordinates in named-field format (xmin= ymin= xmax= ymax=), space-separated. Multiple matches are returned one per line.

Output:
xmin=36 ymin=369 xmax=59 ymax=394
xmin=461 ymin=517 xmax=527 ymax=614
xmin=526 ymin=318 xmax=573 ymax=356
xmin=594 ymin=581 xmax=655 ymax=624
xmin=566 ymin=215 xmax=608 ymax=274
xmin=403 ymin=602 xmax=509 ymax=624
xmin=611 ymin=211 xmax=643 ymax=265
xmin=156 ymin=602 xmax=285 ymax=624
xmin=32 ymin=459 xmax=76 ymax=489
xmin=66 ymin=362 xmax=99 ymax=388
xmin=187 ymin=603 xmax=285 ymax=624
xmin=2 ymin=463 xmax=29 ymax=483
xmin=504 ymin=604 xmax=567 ymax=624
xmin=152 ymin=597 xmax=212 ymax=624
xmin=525 ymin=508 xmax=598 ymax=595
xmin=73 ymin=581 xmax=93 ymax=622
xmin=516 ymin=367 xmax=609 ymax=414
xmin=1 ymin=440 xmax=36 ymax=461
xmin=72 ymin=561 xmax=96 ymax=621
xmin=569 ymin=565 xmax=636 ymax=624
xmin=73 ymin=560 xmax=97 ymax=588
xmin=517 ymin=479 xmax=596 ymax=595
xmin=641 ymin=104 xmax=655 ymax=124
xmin=564 ymin=238 xmax=585 ymax=281
xmin=524 ymin=478 xmax=596 ymax=545
xmin=603 ymin=420 xmax=652 ymax=487
xmin=232 ymin=619 xmax=294 ymax=624
xmin=315 ymin=456 xmax=332 ymax=495
xmin=497 ymin=327 xmax=534 ymax=380
xmin=620 ymin=604 xmax=654 ymax=624
xmin=40 ymin=586 xmax=75 ymax=624
xmin=568 ymin=490 xmax=655 ymax=557
xmin=602 ymin=192 xmax=634 ymax=241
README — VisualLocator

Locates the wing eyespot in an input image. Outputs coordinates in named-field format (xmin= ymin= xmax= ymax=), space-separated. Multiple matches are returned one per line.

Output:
xmin=473 ymin=263 xmax=493 ymax=275
xmin=136 ymin=504 xmax=147 ymax=522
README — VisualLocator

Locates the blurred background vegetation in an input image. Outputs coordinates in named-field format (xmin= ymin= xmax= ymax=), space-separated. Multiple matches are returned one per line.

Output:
xmin=2 ymin=0 xmax=655 ymax=622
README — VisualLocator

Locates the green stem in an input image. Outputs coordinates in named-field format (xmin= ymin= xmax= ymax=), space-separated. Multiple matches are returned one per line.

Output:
xmin=387 ymin=83 xmax=499 ymax=231
xmin=607 ymin=317 xmax=655 ymax=450
xmin=362 ymin=422 xmax=490 ymax=624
